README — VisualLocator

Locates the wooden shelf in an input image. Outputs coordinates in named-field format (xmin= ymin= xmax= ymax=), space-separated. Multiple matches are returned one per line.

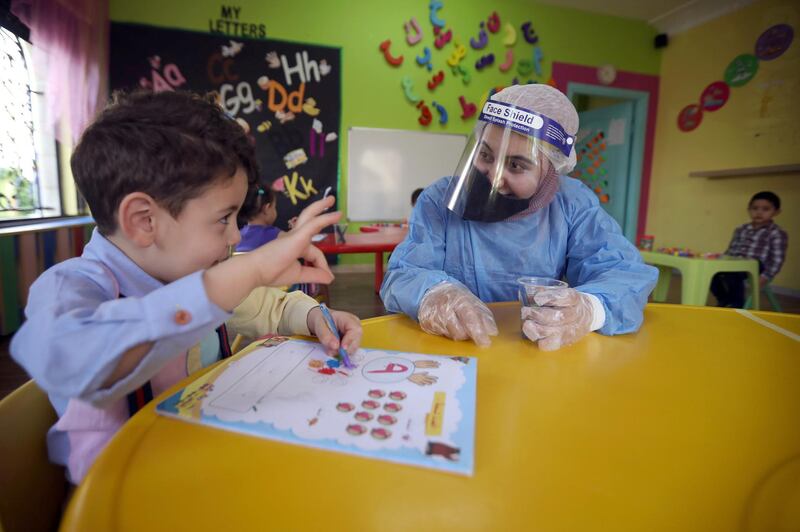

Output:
xmin=689 ymin=164 xmax=800 ymax=178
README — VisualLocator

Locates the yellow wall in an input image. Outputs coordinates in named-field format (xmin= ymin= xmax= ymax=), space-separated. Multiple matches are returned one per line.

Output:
xmin=647 ymin=0 xmax=799 ymax=290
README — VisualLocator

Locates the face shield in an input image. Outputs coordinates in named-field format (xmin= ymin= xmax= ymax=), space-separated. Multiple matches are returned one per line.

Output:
xmin=445 ymin=97 xmax=577 ymax=223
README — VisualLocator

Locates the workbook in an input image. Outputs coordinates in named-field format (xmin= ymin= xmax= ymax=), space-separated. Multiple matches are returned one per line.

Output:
xmin=156 ymin=337 xmax=477 ymax=476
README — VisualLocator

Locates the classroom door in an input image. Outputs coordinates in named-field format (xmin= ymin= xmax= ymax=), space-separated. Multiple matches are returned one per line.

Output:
xmin=569 ymin=101 xmax=635 ymax=233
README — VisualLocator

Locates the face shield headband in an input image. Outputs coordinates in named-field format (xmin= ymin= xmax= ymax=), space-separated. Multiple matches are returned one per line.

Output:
xmin=478 ymin=100 xmax=576 ymax=157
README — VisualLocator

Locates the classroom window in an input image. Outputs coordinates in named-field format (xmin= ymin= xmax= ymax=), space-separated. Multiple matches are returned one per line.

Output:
xmin=0 ymin=24 xmax=61 ymax=222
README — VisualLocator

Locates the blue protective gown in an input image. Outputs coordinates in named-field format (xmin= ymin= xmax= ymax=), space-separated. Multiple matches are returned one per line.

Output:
xmin=380 ymin=175 xmax=658 ymax=335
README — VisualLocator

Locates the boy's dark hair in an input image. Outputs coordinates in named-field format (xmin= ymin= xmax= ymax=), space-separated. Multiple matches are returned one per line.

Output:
xmin=411 ymin=187 xmax=424 ymax=206
xmin=237 ymin=184 xmax=275 ymax=228
xmin=750 ymin=191 xmax=781 ymax=210
xmin=71 ymin=90 xmax=260 ymax=235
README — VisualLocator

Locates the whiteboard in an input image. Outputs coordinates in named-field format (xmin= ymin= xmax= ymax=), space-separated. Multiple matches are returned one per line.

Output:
xmin=347 ymin=127 xmax=467 ymax=221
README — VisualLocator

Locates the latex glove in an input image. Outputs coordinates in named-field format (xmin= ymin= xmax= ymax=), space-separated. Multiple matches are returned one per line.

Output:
xmin=521 ymin=288 xmax=594 ymax=351
xmin=418 ymin=283 xmax=498 ymax=346
xmin=307 ymin=307 xmax=363 ymax=357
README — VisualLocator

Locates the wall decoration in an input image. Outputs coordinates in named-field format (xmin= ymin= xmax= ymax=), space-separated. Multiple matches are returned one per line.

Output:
xmin=503 ymin=22 xmax=517 ymax=47
xmin=677 ymin=24 xmax=793 ymax=132
xmin=427 ymin=70 xmax=445 ymax=90
xmin=487 ymin=12 xmax=501 ymax=34
xmin=724 ymin=54 xmax=759 ymax=87
xmin=475 ymin=53 xmax=495 ymax=70
xmin=499 ymin=49 xmax=514 ymax=72
xmin=446 ymin=41 xmax=467 ymax=67
xmin=379 ymin=4 xmax=548 ymax=127
xmin=208 ymin=5 xmax=266 ymax=38
xmin=459 ymin=96 xmax=477 ymax=119
xmin=469 ymin=22 xmax=488 ymax=50
xmin=521 ymin=21 xmax=538 ymax=44
xmin=677 ymin=104 xmax=702 ymax=132
xmin=379 ymin=39 xmax=404 ymax=67
xmin=570 ymin=131 xmax=610 ymax=204
xmin=451 ymin=64 xmax=471 ymax=85
xmin=404 ymin=17 xmax=423 ymax=46
xmin=434 ymin=26 xmax=453 ymax=49
xmin=401 ymin=76 xmax=421 ymax=102
xmin=596 ymin=64 xmax=616 ymax=85
xmin=755 ymin=23 xmax=793 ymax=60
xmin=700 ymin=81 xmax=729 ymax=111
xmin=416 ymin=46 xmax=433 ymax=70
xmin=110 ymin=22 xmax=341 ymax=229
xmin=429 ymin=0 xmax=446 ymax=28
xmin=416 ymin=100 xmax=433 ymax=125
xmin=431 ymin=101 xmax=448 ymax=124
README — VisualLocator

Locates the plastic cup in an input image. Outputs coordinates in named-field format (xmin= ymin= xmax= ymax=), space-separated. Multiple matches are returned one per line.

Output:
xmin=517 ymin=277 xmax=568 ymax=309
xmin=518 ymin=277 xmax=568 ymax=339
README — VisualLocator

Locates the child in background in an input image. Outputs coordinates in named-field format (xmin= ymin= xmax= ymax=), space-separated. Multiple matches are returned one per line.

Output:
xmin=711 ymin=191 xmax=788 ymax=308
xmin=403 ymin=188 xmax=425 ymax=225
xmin=237 ymin=184 xmax=326 ymax=299
xmin=411 ymin=187 xmax=424 ymax=208
xmin=10 ymin=91 xmax=362 ymax=485
xmin=236 ymin=186 xmax=281 ymax=251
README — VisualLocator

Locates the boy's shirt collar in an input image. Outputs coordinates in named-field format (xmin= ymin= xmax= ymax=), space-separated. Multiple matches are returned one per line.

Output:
xmin=83 ymin=228 xmax=164 ymax=297
xmin=747 ymin=221 xmax=775 ymax=230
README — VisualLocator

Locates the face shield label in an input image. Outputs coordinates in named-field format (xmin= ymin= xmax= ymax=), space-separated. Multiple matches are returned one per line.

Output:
xmin=479 ymin=100 xmax=575 ymax=157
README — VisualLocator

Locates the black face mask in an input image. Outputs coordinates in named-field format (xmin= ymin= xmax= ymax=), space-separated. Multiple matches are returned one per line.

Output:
xmin=461 ymin=168 xmax=531 ymax=223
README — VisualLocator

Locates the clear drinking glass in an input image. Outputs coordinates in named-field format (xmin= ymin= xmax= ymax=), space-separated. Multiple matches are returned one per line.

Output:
xmin=517 ymin=277 xmax=568 ymax=308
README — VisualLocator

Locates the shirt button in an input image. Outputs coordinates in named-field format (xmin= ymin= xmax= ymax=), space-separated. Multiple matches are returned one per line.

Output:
xmin=174 ymin=309 xmax=192 ymax=325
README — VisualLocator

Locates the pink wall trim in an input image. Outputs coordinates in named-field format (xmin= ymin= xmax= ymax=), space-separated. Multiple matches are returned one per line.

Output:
xmin=551 ymin=62 xmax=659 ymax=240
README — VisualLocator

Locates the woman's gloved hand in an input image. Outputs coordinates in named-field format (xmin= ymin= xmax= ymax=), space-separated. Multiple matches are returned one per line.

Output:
xmin=521 ymin=288 xmax=595 ymax=351
xmin=418 ymin=283 xmax=498 ymax=346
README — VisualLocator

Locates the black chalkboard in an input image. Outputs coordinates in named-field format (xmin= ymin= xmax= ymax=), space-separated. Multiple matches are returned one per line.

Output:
xmin=109 ymin=22 xmax=341 ymax=229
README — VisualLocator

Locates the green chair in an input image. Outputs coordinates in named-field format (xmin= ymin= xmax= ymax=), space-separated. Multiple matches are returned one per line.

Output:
xmin=745 ymin=283 xmax=783 ymax=312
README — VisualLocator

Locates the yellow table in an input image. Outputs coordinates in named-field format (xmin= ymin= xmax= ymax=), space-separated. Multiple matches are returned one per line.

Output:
xmin=641 ymin=251 xmax=760 ymax=309
xmin=61 ymin=304 xmax=800 ymax=532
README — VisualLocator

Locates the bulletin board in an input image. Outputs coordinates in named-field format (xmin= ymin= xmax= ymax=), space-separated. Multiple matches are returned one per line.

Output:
xmin=109 ymin=22 xmax=341 ymax=229
xmin=347 ymin=127 xmax=466 ymax=221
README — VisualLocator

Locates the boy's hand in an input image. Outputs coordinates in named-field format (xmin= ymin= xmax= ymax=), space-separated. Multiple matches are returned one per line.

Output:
xmin=203 ymin=197 xmax=340 ymax=312
xmin=307 ymin=307 xmax=363 ymax=357
xmin=249 ymin=196 xmax=340 ymax=287
xmin=759 ymin=275 xmax=769 ymax=288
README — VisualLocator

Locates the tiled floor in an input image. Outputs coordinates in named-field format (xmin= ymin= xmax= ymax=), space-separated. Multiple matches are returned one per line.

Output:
xmin=1 ymin=272 xmax=797 ymax=400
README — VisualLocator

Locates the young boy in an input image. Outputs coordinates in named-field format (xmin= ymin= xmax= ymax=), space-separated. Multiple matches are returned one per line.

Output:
xmin=10 ymin=91 xmax=362 ymax=484
xmin=711 ymin=191 xmax=788 ymax=308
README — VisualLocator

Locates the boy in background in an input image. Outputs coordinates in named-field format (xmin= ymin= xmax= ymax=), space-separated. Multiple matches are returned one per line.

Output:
xmin=711 ymin=191 xmax=788 ymax=308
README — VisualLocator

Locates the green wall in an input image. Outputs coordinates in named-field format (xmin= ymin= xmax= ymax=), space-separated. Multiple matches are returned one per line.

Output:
xmin=111 ymin=0 xmax=659 ymax=262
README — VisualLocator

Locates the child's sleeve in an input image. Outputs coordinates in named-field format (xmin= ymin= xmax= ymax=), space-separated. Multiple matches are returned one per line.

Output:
xmin=227 ymin=286 xmax=319 ymax=339
xmin=763 ymin=228 xmax=788 ymax=280
xmin=10 ymin=263 xmax=231 ymax=406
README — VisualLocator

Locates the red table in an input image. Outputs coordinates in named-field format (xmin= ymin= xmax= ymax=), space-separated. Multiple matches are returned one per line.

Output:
xmin=314 ymin=229 xmax=407 ymax=292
